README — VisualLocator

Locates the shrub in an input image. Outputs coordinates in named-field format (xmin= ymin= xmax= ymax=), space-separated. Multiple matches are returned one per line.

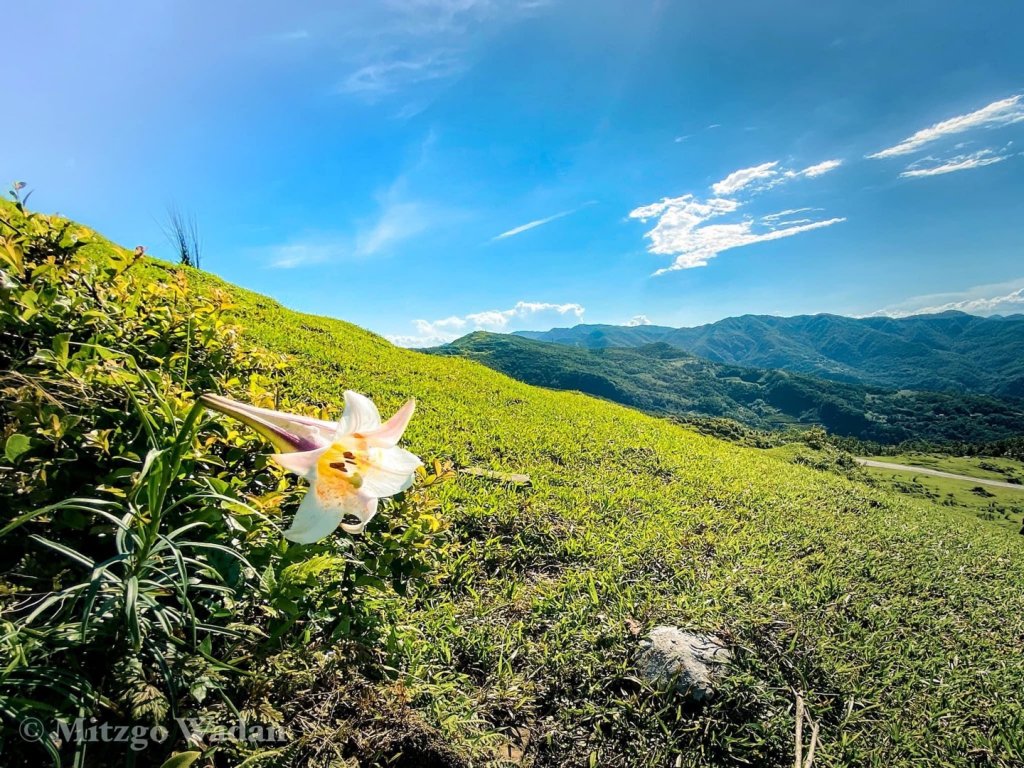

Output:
xmin=0 ymin=189 xmax=451 ymax=766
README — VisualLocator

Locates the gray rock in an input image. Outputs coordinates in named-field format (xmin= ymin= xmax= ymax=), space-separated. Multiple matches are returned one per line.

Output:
xmin=636 ymin=626 xmax=732 ymax=700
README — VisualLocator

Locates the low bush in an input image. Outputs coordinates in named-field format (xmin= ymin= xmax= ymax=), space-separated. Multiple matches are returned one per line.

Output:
xmin=0 ymin=189 xmax=451 ymax=766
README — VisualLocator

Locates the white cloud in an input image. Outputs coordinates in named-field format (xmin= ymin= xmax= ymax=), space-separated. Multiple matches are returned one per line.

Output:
xmin=767 ymin=217 xmax=815 ymax=227
xmin=630 ymin=158 xmax=845 ymax=275
xmin=761 ymin=207 xmax=821 ymax=222
xmin=799 ymin=159 xmax=843 ymax=177
xmin=465 ymin=301 xmax=585 ymax=329
xmin=868 ymin=95 xmax=1024 ymax=159
xmin=632 ymin=199 xmax=844 ymax=274
xmin=869 ymin=279 xmax=1024 ymax=318
xmin=416 ymin=315 xmax=466 ymax=333
xmin=626 ymin=315 xmax=652 ymax=326
xmin=915 ymin=287 xmax=1023 ymax=315
xmin=390 ymin=300 xmax=585 ymax=347
xmin=710 ymin=158 xmax=842 ymax=197
xmin=899 ymin=148 xmax=1008 ymax=178
xmin=711 ymin=162 xmax=779 ymax=195
xmin=492 ymin=201 xmax=595 ymax=241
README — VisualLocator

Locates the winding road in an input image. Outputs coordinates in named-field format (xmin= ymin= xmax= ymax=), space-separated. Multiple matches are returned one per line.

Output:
xmin=856 ymin=459 xmax=1024 ymax=491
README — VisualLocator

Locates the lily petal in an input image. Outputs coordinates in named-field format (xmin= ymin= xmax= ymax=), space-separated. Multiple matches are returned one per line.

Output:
xmin=205 ymin=395 xmax=336 ymax=433
xmin=201 ymin=394 xmax=329 ymax=452
xmin=359 ymin=447 xmax=422 ymax=497
xmin=361 ymin=399 xmax=416 ymax=448
xmin=338 ymin=391 xmax=382 ymax=436
xmin=339 ymin=496 xmax=379 ymax=535
xmin=283 ymin=491 xmax=346 ymax=544
xmin=271 ymin=447 xmax=327 ymax=479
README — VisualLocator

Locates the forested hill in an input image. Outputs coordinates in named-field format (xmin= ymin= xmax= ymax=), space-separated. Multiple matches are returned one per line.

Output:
xmin=515 ymin=311 xmax=1024 ymax=397
xmin=432 ymin=331 xmax=1024 ymax=444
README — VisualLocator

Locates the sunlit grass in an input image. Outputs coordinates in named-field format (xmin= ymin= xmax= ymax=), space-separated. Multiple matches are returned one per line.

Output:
xmin=862 ymin=453 xmax=1024 ymax=533
xmin=162 ymin=259 xmax=1024 ymax=765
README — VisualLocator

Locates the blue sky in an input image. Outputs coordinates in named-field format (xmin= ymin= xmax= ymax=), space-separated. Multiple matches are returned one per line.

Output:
xmin=5 ymin=0 xmax=1024 ymax=345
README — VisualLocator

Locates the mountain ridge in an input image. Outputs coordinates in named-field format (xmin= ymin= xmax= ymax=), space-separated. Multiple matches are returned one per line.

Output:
xmin=515 ymin=310 xmax=1024 ymax=396
xmin=433 ymin=331 xmax=1024 ymax=444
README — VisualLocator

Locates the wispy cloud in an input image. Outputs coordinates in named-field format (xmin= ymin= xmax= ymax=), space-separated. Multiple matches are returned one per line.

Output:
xmin=870 ymin=279 xmax=1024 ymax=318
xmin=492 ymin=201 xmax=595 ymax=241
xmin=626 ymin=315 xmax=652 ymax=326
xmin=389 ymin=300 xmax=585 ymax=347
xmin=710 ymin=158 xmax=842 ymax=196
xmin=761 ymin=207 xmax=821 ymax=222
xmin=899 ymin=148 xmax=1009 ymax=178
xmin=868 ymin=95 xmax=1024 ymax=159
xmin=915 ymin=287 xmax=1024 ymax=315
xmin=268 ymin=240 xmax=341 ymax=269
xmin=339 ymin=0 xmax=547 ymax=100
xmin=341 ymin=52 xmax=464 ymax=95
xmin=367 ymin=202 xmax=432 ymax=253
xmin=799 ymin=159 xmax=843 ymax=177
xmin=268 ymin=198 xmax=437 ymax=269
xmin=712 ymin=162 xmax=779 ymax=196
xmin=631 ymin=158 xmax=845 ymax=274
xmin=631 ymin=197 xmax=844 ymax=274
xmin=269 ymin=134 xmax=441 ymax=268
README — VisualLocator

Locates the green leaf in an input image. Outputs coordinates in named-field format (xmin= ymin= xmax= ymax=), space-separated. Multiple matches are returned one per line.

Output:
xmin=53 ymin=332 xmax=71 ymax=365
xmin=235 ymin=750 xmax=286 ymax=767
xmin=158 ymin=752 xmax=202 ymax=768
xmin=4 ymin=433 xmax=31 ymax=462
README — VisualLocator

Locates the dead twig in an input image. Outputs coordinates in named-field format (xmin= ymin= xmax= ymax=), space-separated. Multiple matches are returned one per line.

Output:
xmin=793 ymin=689 xmax=820 ymax=768
xmin=795 ymin=691 xmax=803 ymax=768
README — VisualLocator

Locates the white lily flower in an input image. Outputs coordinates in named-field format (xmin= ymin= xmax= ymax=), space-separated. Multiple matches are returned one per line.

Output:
xmin=200 ymin=391 xmax=421 ymax=543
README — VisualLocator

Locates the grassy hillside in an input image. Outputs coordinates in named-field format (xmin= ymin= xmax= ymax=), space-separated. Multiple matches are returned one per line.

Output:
xmin=859 ymin=453 xmax=1024 ymax=532
xmin=430 ymin=331 xmax=1024 ymax=444
xmin=518 ymin=312 xmax=1024 ymax=397
xmin=5 ymin=202 xmax=1024 ymax=766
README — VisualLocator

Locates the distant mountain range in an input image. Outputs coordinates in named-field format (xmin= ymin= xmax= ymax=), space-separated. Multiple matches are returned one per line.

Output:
xmin=515 ymin=311 xmax=1024 ymax=398
xmin=429 ymin=331 xmax=1024 ymax=444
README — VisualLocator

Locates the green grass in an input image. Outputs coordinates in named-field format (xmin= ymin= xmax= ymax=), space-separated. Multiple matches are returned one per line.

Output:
xmin=867 ymin=452 xmax=1024 ymax=484
xmin=174 ymin=263 xmax=1024 ymax=766
xmin=22 ymin=210 xmax=1024 ymax=765
xmin=861 ymin=453 xmax=1024 ymax=533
